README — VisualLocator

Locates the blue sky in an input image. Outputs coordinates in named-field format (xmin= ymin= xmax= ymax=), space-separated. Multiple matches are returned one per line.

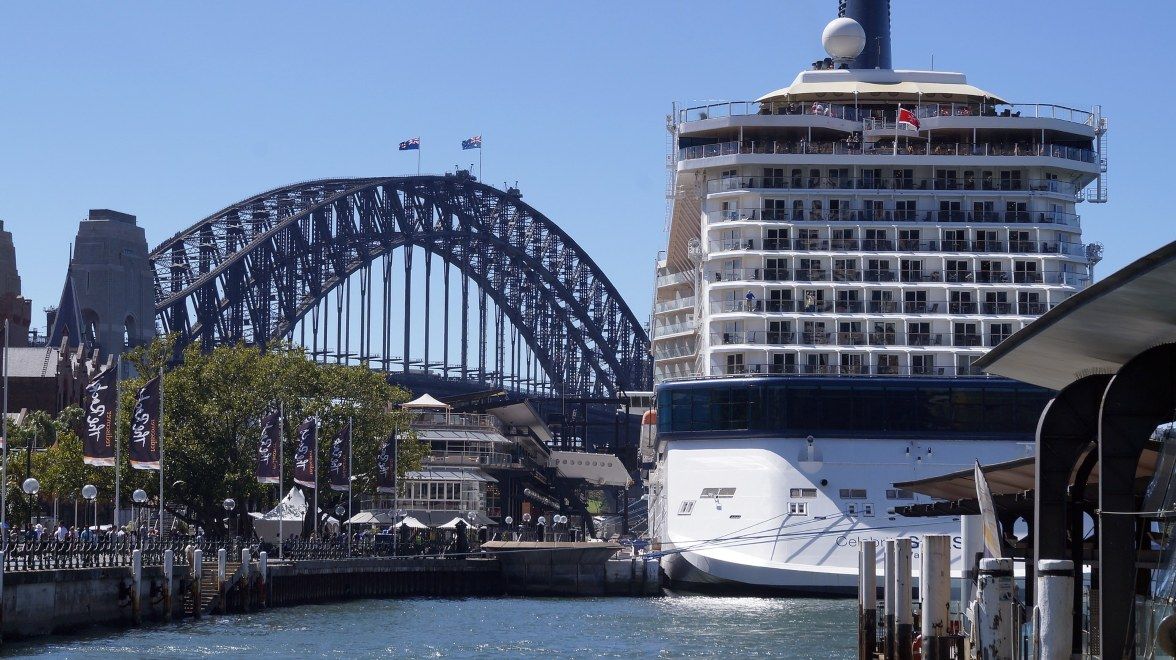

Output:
xmin=0 ymin=0 xmax=1171 ymax=332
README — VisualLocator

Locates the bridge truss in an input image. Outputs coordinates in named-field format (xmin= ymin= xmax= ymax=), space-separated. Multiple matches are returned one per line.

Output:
xmin=149 ymin=173 xmax=651 ymax=396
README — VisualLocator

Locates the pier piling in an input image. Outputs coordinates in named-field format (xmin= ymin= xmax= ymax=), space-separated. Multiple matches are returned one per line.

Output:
xmin=977 ymin=557 xmax=1015 ymax=659
xmin=858 ymin=540 xmax=877 ymax=660
xmin=240 ymin=549 xmax=251 ymax=611
xmin=920 ymin=535 xmax=951 ymax=660
xmin=894 ymin=538 xmax=913 ymax=660
xmin=258 ymin=552 xmax=268 ymax=608
xmin=131 ymin=549 xmax=142 ymax=626
xmin=1034 ymin=559 xmax=1074 ymax=659
xmin=162 ymin=550 xmax=174 ymax=622
xmin=192 ymin=549 xmax=203 ymax=619
xmin=884 ymin=539 xmax=896 ymax=660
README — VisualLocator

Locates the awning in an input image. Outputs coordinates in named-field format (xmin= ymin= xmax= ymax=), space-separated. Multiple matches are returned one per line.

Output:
xmin=548 ymin=451 xmax=631 ymax=487
xmin=414 ymin=428 xmax=512 ymax=445
xmin=402 ymin=467 xmax=498 ymax=483
xmin=486 ymin=401 xmax=555 ymax=445
xmin=974 ymin=241 xmax=1176 ymax=390
xmin=402 ymin=393 xmax=451 ymax=409
xmin=757 ymin=80 xmax=1004 ymax=103
xmin=395 ymin=516 xmax=429 ymax=530
xmin=896 ymin=446 xmax=1162 ymax=501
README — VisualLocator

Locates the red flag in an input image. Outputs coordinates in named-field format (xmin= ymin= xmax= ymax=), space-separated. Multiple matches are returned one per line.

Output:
xmin=898 ymin=106 xmax=920 ymax=130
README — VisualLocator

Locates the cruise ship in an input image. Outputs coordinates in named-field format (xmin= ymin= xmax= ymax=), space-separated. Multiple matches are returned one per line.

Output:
xmin=646 ymin=0 xmax=1108 ymax=594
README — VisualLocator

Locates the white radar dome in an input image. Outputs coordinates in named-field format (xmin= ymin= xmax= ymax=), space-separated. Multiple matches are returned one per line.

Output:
xmin=822 ymin=17 xmax=866 ymax=60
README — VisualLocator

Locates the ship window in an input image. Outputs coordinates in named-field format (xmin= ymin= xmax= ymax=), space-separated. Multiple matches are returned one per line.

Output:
xmin=846 ymin=504 xmax=858 ymax=515
xmin=789 ymin=488 xmax=817 ymax=498
xmin=788 ymin=502 xmax=808 ymax=516
xmin=863 ymin=504 xmax=875 ymax=517
xmin=886 ymin=489 xmax=916 ymax=500
xmin=839 ymin=488 xmax=868 ymax=499
xmin=701 ymin=487 xmax=736 ymax=499
xmin=678 ymin=500 xmax=696 ymax=515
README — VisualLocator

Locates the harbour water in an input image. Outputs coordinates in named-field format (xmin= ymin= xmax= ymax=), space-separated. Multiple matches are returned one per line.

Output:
xmin=6 ymin=596 xmax=855 ymax=658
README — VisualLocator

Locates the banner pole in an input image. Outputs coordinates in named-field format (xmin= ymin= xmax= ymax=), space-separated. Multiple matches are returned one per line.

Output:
xmin=278 ymin=402 xmax=284 ymax=559
xmin=1 ymin=319 xmax=7 ymax=536
xmin=347 ymin=416 xmax=353 ymax=558
xmin=158 ymin=366 xmax=164 ymax=536
xmin=313 ymin=419 xmax=318 ymax=539
xmin=114 ymin=354 xmax=122 ymax=530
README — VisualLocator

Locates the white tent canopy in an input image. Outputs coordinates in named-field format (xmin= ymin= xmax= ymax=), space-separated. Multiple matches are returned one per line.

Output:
xmin=436 ymin=516 xmax=477 ymax=530
xmin=249 ymin=486 xmax=307 ymax=542
xmin=395 ymin=516 xmax=429 ymax=530
xmin=344 ymin=511 xmax=394 ymax=526
xmin=402 ymin=393 xmax=451 ymax=409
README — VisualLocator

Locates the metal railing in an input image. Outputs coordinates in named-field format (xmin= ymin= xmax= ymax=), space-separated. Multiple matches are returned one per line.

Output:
xmin=678 ymin=101 xmax=1094 ymax=127
xmin=410 ymin=412 xmax=499 ymax=431
xmin=654 ymin=296 xmax=696 ymax=314
xmin=710 ymin=298 xmax=1053 ymax=316
xmin=708 ymin=266 xmax=1087 ymax=287
xmin=706 ymin=176 xmax=1079 ymax=195
xmin=699 ymin=363 xmax=986 ymax=378
xmin=681 ymin=140 xmax=1097 ymax=164
xmin=709 ymin=205 xmax=1083 ymax=229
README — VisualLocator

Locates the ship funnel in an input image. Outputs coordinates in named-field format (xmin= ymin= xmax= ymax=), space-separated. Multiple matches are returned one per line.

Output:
xmin=838 ymin=0 xmax=891 ymax=69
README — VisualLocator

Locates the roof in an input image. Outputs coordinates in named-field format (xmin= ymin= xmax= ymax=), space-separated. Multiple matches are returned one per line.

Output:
xmin=975 ymin=241 xmax=1176 ymax=390
xmin=47 ymin=274 xmax=83 ymax=349
xmin=402 ymin=467 xmax=497 ymax=483
xmin=6 ymin=347 xmax=62 ymax=378
xmin=896 ymin=446 xmax=1161 ymax=501
xmin=400 ymin=509 xmax=498 ymax=527
xmin=486 ymin=400 xmax=554 ymax=444
xmin=757 ymin=69 xmax=1005 ymax=104
xmin=548 ymin=451 xmax=631 ymax=487
xmin=414 ymin=428 xmax=512 ymax=445
xmin=402 ymin=393 xmax=451 ymax=409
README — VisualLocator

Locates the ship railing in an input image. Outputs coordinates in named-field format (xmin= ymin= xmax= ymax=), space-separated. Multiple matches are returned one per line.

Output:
xmin=653 ymin=296 xmax=696 ymax=314
xmin=709 ymin=268 xmax=793 ymax=283
xmin=709 ymin=234 xmax=1083 ymax=260
xmin=706 ymin=175 xmax=1079 ymax=195
xmin=693 ymin=364 xmax=992 ymax=379
xmin=654 ymin=320 xmax=696 ymax=336
xmin=653 ymin=344 xmax=696 ymax=360
xmin=710 ymin=299 xmax=801 ymax=314
xmin=656 ymin=271 xmax=694 ymax=287
xmin=681 ymin=140 xmax=1096 ymax=164
xmin=710 ymin=207 xmax=1081 ymax=229
xmin=678 ymin=101 xmax=1094 ymax=127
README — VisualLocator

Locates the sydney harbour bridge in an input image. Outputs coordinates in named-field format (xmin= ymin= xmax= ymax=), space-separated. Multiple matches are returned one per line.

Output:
xmin=147 ymin=172 xmax=653 ymax=406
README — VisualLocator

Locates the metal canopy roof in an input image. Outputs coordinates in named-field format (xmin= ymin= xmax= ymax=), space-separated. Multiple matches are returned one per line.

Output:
xmin=756 ymin=69 xmax=1005 ymax=104
xmin=402 ymin=467 xmax=498 ymax=483
xmin=895 ymin=447 xmax=1161 ymax=501
xmin=974 ymin=241 xmax=1176 ymax=390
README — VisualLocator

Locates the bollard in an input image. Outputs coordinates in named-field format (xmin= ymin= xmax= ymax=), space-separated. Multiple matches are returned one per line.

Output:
xmin=258 ymin=551 xmax=268 ymax=608
xmin=894 ymin=538 xmax=913 ymax=660
xmin=217 ymin=548 xmax=227 ymax=613
xmin=1035 ymin=559 xmax=1074 ymax=660
xmin=859 ymin=540 xmax=878 ymax=660
xmin=163 ymin=549 xmax=174 ymax=622
xmin=192 ymin=549 xmax=203 ymax=619
xmin=885 ymin=539 xmax=896 ymax=660
xmin=920 ymin=535 xmax=952 ymax=659
xmin=131 ymin=549 xmax=142 ymax=625
xmin=977 ymin=558 xmax=1015 ymax=659
xmin=240 ymin=549 xmax=251 ymax=611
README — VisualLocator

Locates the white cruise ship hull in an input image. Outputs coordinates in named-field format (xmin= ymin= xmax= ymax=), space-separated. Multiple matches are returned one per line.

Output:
xmin=649 ymin=434 xmax=1029 ymax=595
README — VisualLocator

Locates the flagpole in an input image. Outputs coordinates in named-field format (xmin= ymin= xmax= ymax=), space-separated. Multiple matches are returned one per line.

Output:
xmin=893 ymin=104 xmax=900 ymax=157
xmin=347 ymin=416 xmax=353 ymax=558
xmin=278 ymin=402 xmax=284 ymax=559
xmin=416 ymin=148 xmax=421 ymax=176
xmin=113 ymin=355 xmax=122 ymax=530
xmin=157 ymin=365 xmax=164 ymax=537
xmin=313 ymin=419 xmax=318 ymax=539
xmin=478 ymin=137 xmax=483 ymax=182
xmin=1 ymin=319 xmax=8 ymax=537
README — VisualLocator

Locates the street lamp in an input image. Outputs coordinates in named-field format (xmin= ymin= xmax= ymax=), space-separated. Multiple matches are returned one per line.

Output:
xmin=132 ymin=489 xmax=148 ymax=538
xmin=504 ymin=516 xmax=514 ymax=541
xmin=22 ymin=478 xmax=39 ymax=529
xmin=223 ymin=498 xmax=236 ymax=538
xmin=82 ymin=484 xmax=97 ymax=540
xmin=522 ymin=512 xmax=531 ymax=542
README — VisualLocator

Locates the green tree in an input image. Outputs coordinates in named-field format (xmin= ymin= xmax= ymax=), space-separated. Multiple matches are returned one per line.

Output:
xmin=29 ymin=335 xmax=426 ymax=533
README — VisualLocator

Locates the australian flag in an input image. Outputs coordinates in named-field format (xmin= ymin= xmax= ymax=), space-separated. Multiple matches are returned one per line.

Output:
xmin=461 ymin=135 xmax=482 ymax=150
xmin=399 ymin=137 xmax=420 ymax=151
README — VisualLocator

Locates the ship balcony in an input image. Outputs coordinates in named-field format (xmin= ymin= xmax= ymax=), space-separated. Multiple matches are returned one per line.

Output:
xmin=653 ymin=320 xmax=696 ymax=337
xmin=654 ymin=295 xmax=696 ymax=314
xmin=952 ymin=333 xmax=984 ymax=348
xmin=681 ymin=139 xmax=1097 ymax=168
xmin=709 ymin=206 xmax=1082 ymax=229
xmin=706 ymin=363 xmax=972 ymax=378
xmin=709 ymin=266 xmax=1086 ymax=287
xmin=656 ymin=271 xmax=694 ymax=287
xmin=710 ymin=238 xmax=1086 ymax=259
xmin=706 ymin=175 xmax=1081 ymax=196
xmin=678 ymin=101 xmax=1096 ymax=133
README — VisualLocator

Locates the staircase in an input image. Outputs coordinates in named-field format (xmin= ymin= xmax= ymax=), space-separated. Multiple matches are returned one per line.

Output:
xmin=186 ymin=560 xmax=242 ymax=616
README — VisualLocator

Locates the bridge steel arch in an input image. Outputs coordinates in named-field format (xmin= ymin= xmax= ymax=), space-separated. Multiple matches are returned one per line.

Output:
xmin=148 ymin=174 xmax=652 ymax=396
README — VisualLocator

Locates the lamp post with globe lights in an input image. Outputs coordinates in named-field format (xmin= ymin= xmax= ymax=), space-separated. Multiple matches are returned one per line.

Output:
xmin=132 ymin=489 xmax=148 ymax=542
xmin=335 ymin=504 xmax=349 ymax=556
xmin=22 ymin=477 xmax=39 ymax=530
xmin=504 ymin=516 xmax=513 ymax=541
xmin=522 ymin=512 xmax=531 ymax=541
xmin=222 ymin=498 xmax=236 ymax=538
xmin=82 ymin=484 xmax=98 ymax=540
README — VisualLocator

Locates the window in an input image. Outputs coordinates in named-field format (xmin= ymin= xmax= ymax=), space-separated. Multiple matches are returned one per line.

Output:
xmin=862 ymin=504 xmax=875 ymax=517
xmin=788 ymin=502 xmax=809 ymax=516
xmin=701 ymin=487 xmax=737 ymax=498
xmin=886 ymin=489 xmax=916 ymax=500
xmin=846 ymin=503 xmax=858 ymax=515
xmin=839 ymin=488 xmax=868 ymax=499
xmin=678 ymin=500 xmax=696 ymax=515
xmin=789 ymin=488 xmax=817 ymax=498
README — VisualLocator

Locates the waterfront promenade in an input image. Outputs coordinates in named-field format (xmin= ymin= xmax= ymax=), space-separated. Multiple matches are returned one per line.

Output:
xmin=0 ymin=535 xmax=659 ymax=641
